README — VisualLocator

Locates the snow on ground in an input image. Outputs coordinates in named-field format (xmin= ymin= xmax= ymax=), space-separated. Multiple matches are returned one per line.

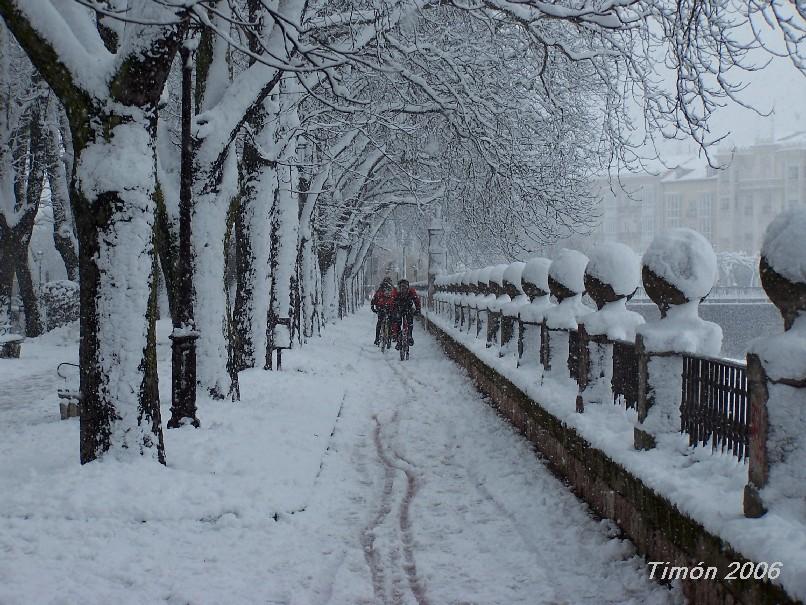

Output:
xmin=0 ymin=310 xmax=679 ymax=605
xmin=425 ymin=308 xmax=806 ymax=602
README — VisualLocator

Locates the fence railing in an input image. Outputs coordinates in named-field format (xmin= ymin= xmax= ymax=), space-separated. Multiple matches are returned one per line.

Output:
xmin=611 ymin=339 xmax=639 ymax=409
xmin=681 ymin=354 xmax=749 ymax=461
xmin=422 ymin=287 xmax=751 ymax=464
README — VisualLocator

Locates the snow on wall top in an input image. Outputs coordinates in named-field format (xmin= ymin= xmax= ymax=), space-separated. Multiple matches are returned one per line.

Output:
xmin=461 ymin=271 xmax=474 ymax=285
xmin=761 ymin=209 xmax=806 ymax=284
xmin=549 ymin=250 xmax=588 ymax=294
xmin=477 ymin=266 xmax=494 ymax=284
xmin=503 ymin=262 xmax=526 ymax=290
xmin=586 ymin=242 xmax=640 ymax=296
xmin=642 ymin=228 xmax=717 ymax=301
xmin=489 ymin=264 xmax=508 ymax=286
xmin=521 ymin=257 xmax=551 ymax=290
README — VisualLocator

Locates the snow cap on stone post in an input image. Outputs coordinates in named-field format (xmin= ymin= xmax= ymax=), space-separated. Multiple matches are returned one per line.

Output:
xmin=469 ymin=269 xmax=482 ymax=294
xmin=585 ymin=242 xmax=641 ymax=310
xmin=641 ymin=228 xmax=717 ymax=316
xmin=758 ymin=208 xmax=806 ymax=331
xmin=488 ymin=264 xmax=508 ymax=296
xmin=548 ymin=249 xmax=589 ymax=303
xmin=521 ymin=257 xmax=552 ymax=299
xmin=477 ymin=266 xmax=494 ymax=295
xmin=503 ymin=262 xmax=527 ymax=298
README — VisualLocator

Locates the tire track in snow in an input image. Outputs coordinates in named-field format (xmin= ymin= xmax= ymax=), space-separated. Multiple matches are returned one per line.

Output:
xmin=358 ymin=411 xmax=393 ymax=603
xmin=368 ymin=410 xmax=430 ymax=605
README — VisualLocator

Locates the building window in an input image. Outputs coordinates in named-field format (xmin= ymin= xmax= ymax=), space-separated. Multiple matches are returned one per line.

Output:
xmin=700 ymin=195 xmax=713 ymax=239
xmin=665 ymin=194 xmax=682 ymax=228
xmin=788 ymin=165 xmax=799 ymax=181
xmin=720 ymin=196 xmax=730 ymax=210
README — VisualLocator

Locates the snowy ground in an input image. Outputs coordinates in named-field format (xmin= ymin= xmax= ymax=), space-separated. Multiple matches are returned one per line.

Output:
xmin=0 ymin=310 xmax=680 ymax=604
xmin=426 ymin=306 xmax=806 ymax=602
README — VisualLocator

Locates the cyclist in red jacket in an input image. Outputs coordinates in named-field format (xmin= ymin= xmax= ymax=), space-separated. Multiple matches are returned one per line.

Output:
xmin=371 ymin=278 xmax=395 ymax=345
xmin=391 ymin=278 xmax=421 ymax=348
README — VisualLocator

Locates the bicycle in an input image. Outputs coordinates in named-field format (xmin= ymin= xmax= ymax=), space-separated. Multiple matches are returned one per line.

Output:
xmin=399 ymin=314 xmax=411 ymax=361
xmin=379 ymin=312 xmax=393 ymax=353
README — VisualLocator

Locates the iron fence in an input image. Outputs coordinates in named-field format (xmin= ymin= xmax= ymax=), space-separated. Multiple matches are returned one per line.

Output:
xmin=681 ymin=354 xmax=750 ymax=461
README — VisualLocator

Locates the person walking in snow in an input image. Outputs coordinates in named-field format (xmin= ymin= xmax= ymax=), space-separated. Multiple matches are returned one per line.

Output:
xmin=391 ymin=278 xmax=421 ymax=349
xmin=371 ymin=278 xmax=395 ymax=345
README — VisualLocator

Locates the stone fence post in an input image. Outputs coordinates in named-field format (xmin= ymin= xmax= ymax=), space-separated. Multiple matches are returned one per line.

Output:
xmin=633 ymin=229 xmax=721 ymax=450
xmin=743 ymin=209 xmax=806 ymax=518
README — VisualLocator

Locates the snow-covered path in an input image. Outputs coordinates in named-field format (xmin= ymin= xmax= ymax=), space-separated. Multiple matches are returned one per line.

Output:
xmin=275 ymin=311 xmax=680 ymax=605
xmin=0 ymin=310 xmax=680 ymax=604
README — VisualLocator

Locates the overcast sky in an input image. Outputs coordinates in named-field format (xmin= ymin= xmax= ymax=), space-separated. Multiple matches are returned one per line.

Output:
xmin=659 ymin=19 xmax=806 ymax=159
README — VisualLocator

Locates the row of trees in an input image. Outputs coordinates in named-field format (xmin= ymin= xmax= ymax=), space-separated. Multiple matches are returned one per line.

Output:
xmin=0 ymin=0 xmax=802 ymax=465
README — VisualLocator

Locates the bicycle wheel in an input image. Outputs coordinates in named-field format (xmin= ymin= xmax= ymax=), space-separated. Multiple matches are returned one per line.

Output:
xmin=400 ymin=319 xmax=409 ymax=361
xmin=381 ymin=317 xmax=391 ymax=352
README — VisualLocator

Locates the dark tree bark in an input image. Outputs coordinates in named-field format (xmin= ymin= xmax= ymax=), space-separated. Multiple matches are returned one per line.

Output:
xmin=232 ymin=137 xmax=261 ymax=371
xmin=0 ymin=1 xmax=185 ymax=464
xmin=0 ymin=97 xmax=45 ymax=336
xmin=44 ymin=107 xmax=79 ymax=282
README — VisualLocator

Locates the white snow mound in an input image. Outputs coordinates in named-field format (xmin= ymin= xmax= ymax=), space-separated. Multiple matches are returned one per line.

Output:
xmin=522 ymin=257 xmax=551 ymax=290
xmin=586 ymin=242 xmax=640 ymax=297
xmin=642 ymin=228 xmax=716 ymax=301
xmin=761 ymin=208 xmax=806 ymax=284
xmin=503 ymin=262 xmax=526 ymax=291
xmin=549 ymin=249 xmax=588 ymax=294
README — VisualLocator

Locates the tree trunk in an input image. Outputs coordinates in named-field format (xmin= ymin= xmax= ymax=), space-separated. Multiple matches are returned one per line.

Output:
xmin=44 ymin=110 xmax=79 ymax=281
xmin=232 ymin=136 xmax=274 ymax=371
xmin=73 ymin=115 xmax=165 ymax=464
xmin=192 ymin=148 xmax=240 ymax=399
xmin=15 ymin=247 xmax=41 ymax=335
xmin=0 ymin=233 xmax=13 ymax=326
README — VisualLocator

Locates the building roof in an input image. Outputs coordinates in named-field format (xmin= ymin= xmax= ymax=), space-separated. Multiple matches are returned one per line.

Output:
xmin=659 ymin=156 xmax=717 ymax=183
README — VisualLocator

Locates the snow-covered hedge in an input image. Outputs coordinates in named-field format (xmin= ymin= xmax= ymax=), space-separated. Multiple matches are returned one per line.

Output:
xmin=42 ymin=280 xmax=79 ymax=331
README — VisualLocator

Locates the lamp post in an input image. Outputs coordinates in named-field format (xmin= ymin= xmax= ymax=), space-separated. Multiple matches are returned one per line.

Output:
xmin=427 ymin=209 xmax=446 ymax=309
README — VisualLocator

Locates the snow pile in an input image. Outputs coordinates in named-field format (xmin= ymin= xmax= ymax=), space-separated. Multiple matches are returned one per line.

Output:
xmin=582 ymin=244 xmax=644 ymax=341
xmin=583 ymin=302 xmax=645 ymax=342
xmin=642 ymin=228 xmax=717 ymax=301
xmin=41 ymin=280 xmax=79 ymax=331
xmin=521 ymin=257 xmax=551 ymax=293
xmin=548 ymin=249 xmax=588 ymax=295
xmin=638 ymin=230 xmax=722 ymax=355
xmin=488 ymin=264 xmax=511 ymax=313
xmin=637 ymin=301 xmax=722 ymax=356
xmin=489 ymin=264 xmax=508 ymax=287
xmin=760 ymin=208 xmax=806 ymax=284
xmin=502 ymin=262 xmax=526 ymax=293
xmin=476 ymin=266 xmax=496 ymax=312
xmin=502 ymin=262 xmax=528 ymax=317
xmin=519 ymin=257 xmax=554 ymax=324
xmin=544 ymin=295 xmax=590 ymax=330
xmin=586 ymin=242 xmax=641 ymax=298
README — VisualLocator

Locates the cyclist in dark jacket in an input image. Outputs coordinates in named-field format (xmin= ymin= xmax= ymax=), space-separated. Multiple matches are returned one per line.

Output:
xmin=371 ymin=278 xmax=395 ymax=345
xmin=391 ymin=279 xmax=421 ymax=348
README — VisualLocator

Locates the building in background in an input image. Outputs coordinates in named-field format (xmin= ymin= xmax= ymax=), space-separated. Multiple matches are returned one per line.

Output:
xmin=592 ymin=131 xmax=806 ymax=254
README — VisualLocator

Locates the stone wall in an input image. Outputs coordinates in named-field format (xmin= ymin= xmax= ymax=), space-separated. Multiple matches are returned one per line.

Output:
xmin=423 ymin=316 xmax=798 ymax=605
